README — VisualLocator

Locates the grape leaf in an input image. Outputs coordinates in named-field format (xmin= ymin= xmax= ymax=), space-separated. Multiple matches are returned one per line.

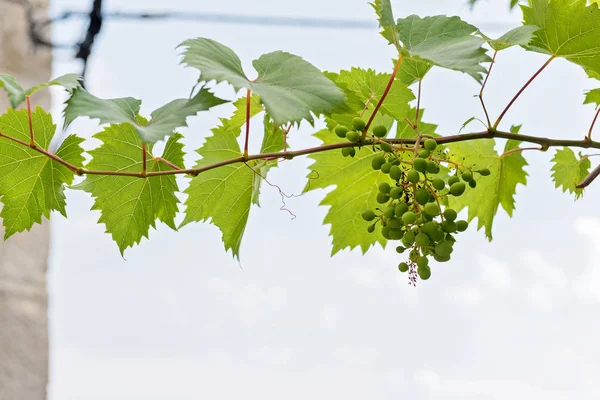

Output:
xmin=584 ymin=88 xmax=600 ymax=108
xmin=0 ymin=73 xmax=82 ymax=108
xmin=396 ymin=108 xmax=439 ymax=138
xmin=447 ymin=138 xmax=528 ymax=240
xmin=0 ymin=107 xmax=84 ymax=238
xmin=63 ymin=87 xmax=227 ymax=143
xmin=479 ymin=25 xmax=540 ymax=51
xmin=305 ymin=126 xmax=398 ymax=255
xmin=551 ymin=147 xmax=591 ymax=199
xmin=75 ymin=124 xmax=186 ymax=254
xmin=179 ymin=38 xmax=346 ymax=125
xmin=397 ymin=57 xmax=433 ymax=86
xmin=371 ymin=0 xmax=401 ymax=49
xmin=335 ymin=68 xmax=415 ymax=121
xmin=522 ymin=0 xmax=600 ymax=78
xmin=180 ymin=96 xmax=265 ymax=258
xmin=251 ymin=114 xmax=285 ymax=206
xmin=396 ymin=15 xmax=492 ymax=82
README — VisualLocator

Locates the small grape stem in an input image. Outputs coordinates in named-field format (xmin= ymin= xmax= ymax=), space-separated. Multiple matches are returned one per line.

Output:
xmin=479 ymin=51 xmax=497 ymax=128
xmin=243 ymin=88 xmax=252 ymax=158
xmin=362 ymin=55 xmax=404 ymax=140
xmin=26 ymin=96 xmax=35 ymax=147
xmin=493 ymin=55 xmax=555 ymax=130
xmin=360 ymin=94 xmax=376 ymax=119
xmin=587 ymin=107 xmax=600 ymax=141
xmin=500 ymin=146 xmax=543 ymax=157
xmin=141 ymin=143 xmax=147 ymax=177
xmin=414 ymin=79 xmax=422 ymax=130
xmin=155 ymin=157 xmax=184 ymax=171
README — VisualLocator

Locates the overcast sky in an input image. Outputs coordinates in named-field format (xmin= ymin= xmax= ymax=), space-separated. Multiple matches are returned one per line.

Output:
xmin=44 ymin=0 xmax=600 ymax=399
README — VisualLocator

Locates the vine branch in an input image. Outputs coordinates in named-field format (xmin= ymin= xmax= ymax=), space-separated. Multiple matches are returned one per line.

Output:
xmin=479 ymin=50 xmax=497 ymax=128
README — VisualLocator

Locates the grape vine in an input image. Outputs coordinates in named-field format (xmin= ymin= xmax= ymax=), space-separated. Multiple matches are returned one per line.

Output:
xmin=1 ymin=0 xmax=600 ymax=285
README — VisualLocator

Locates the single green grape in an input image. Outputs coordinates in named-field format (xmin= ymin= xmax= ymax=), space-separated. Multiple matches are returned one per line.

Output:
xmin=443 ymin=208 xmax=457 ymax=221
xmin=418 ymin=265 xmax=432 ymax=280
xmin=418 ymin=149 xmax=430 ymax=159
xmin=335 ymin=125 xmax=349 ymax=138
xmin=381 ymin=163 xmax=392 ymax=174
xmin=389 ymin=229 xmax=404 ymax=240
xmin=409 ymin=249 xmax=420 ymax=262
xmin=469 ymin=180 xmax=477 ymax=189
xmin=441 ymin=220 xmax=457 ymax=233
xmin=415 ymin=188 xmax=430 ymax=205
xmin=456 ymin=220 xmax=469 ymax=232
xmin=402 ymin=211 xmax=417 ymax=225
xmin=388 ymin=218 xmax=402 ymax=229
xmin=416 ymin=256 xmax=429 ymax=268
xmin=373 ymin=125 xmax=387 ymax=138
xmin=426 ymin=161 xmax=439 ymax=174
xmin=395 ymin=202 xmax=409 ymax=217
xmin=376 ymin=192 xmax=389 ymax=204
xmin=413 ymin=158 xmax=428 ymax=173
xmin=380 ymin=143 xmax=393 ymax=153
xmin=372 ymin=154 xmax=386 ymax=170
xmin=435 ymin=241 xmax=452 ymax=258
xmin=398 ymin=262 xmax=409 ymax=273
xmin=396 ymin=246 xmax=407 ymax=254
xmin=415 ymin=233 xmax=430 ymax=246
xmin=367 ymin=224 xmax=376 ymax=233
xmin=389 ymin=166 xmax=402 ymax=180
xmin=403 ymin=230 xmax=415 ymax=244
xmin=478 ymin=168 xmax=491 ymax=176
xmin=383 ymin=206 xmax=396 ymax=219
xmin=433 ymin=253 xmax=451 ymax=263
xmin=341 ymin=147 xmax=355 ymax=157
xmin=407 ymin=169 xmax=420 ymax=184
xmin=423 ymin=203 xmax=439 ymax=216
xmin=346 ymin=131 xmax=361 ymax=142
xmin=362 ymin=210 xmax=376 ymax=221
xmin=448 ymin=176 xmax=460 ymax=186
xmin=432 ymin=178 xmax=446 ymax=191
xmin=450 ymin=182 xmax=466 ymax=196
xmin=381 ymin=226 xmax=391 ymax=239
xmin=352 ymin=117 xmax=366 ymax=131
xmin=390 ymin=186 xmax=403 ymax=199
xmin=424 ymin=139 xmax=437 ymax=152
xmin=379 ymin=182 xmax=391 ymax=194
xmin=462 ymin=170 xmax=473 ymax=182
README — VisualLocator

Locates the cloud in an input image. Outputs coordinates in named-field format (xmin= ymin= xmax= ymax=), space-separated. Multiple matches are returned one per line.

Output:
xmin=573 ymin=218 xmax=600 ymax=303
xmin=478 ymin=254 xmax=511 ymax=291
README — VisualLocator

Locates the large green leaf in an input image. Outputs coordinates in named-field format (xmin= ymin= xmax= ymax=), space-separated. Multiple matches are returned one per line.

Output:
xmin=371 ymin=0 xmax=401 ymax=49
xmin=178 ymin=38 xmax=346 ymax=125
xmin=0 ymin=107 xmax=84 ymax=238
xmin=584 ymin=88 xmax=600 ymax=107
xmin=396 ymin=15 xmax=492 ymax=82
xmin=75 ymin=125 xmax=186 ymax=254
xmin=522 ymin=0 xmax=600 ymax=78
xmin=63 ymin=87 xmax=227 ymax=143
xmin=447 ymin=138 xmax=528 ymax=240
xmin=181 ymin=96 xmax=268 ymax=258
xmin=0 ymin=73 xmax=82 ymax=108
xmin=551 ymin=147 xmax=591 ymax=199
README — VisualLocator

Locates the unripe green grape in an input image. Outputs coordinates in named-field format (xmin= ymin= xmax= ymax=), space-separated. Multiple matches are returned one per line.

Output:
xmin=421 ymin=221 xmax=438 ymax=237
xmin=415 ymin=188 xmax=431 ymax=205
xmin=418 ymin=265 xmax=431 ymax=280
xmin=362 ymin=210 xmax=376 ymax=221
xmin=390 ymin=186 xmax=403 ymax=199
xmin=389 ymin=166 xmax=402 ymax=180
xmin=424 ymin=139 xmax=437 ymax=151
xmin=381 ymin=226 xmax=391 ymax=239
xmin=407 ymin=169 xmax=420 ymax=183
xmin=352 ymin=117 xmax=366 ymax=131
xmin=433 ymin=253 xmax=451 ymax=263
xmin=423 ymin=203 xmax=439 ymax=216
xmin=409 ymin=249 xmax=420 ymax=262
xmin=367 ymin=224 xmax=376 ymax=233
xmin=415 ymin=233 xmax=430 ymax=246
xmin=433 ymin=229 xmax=445 ymax=242
xmin=426 ymin=161 xmax=439 ymax=174
xmin=448 ymin=176 xmax=460 ymax=186
xmin=443 ymin=208 xmax=457 ymax=221
xmin=398 ymin=262 xmax=409 ymax=273
xmin=469 ymin=180 xmax=477 ymax=189
xmin=456 ymin=220 xmax=469 ymax=232
xmin=383 ymin=206 xmax=396 ymax=219
xmin=335 ymin=125 xmax=349 ymax=138
xmin=450 ymin=182 xmax=466 ymax=196
xmin=396 ymin=246 xmax=407 ymax=254
xmin=432 ymin=178 xmax=446 ymax=191
xmin=402 ymin=211 xmax=418 ymax=225
xmin=421 ymin=246 xmax=432 ymax=256
xmin=478 ymin=168 xmax=491 ymax=176
xmin=381 ymin=163 xmax=392 ymax=174
xmin=389 ymin=229 xmax=404 ymax=240
xmin=388 ymin=218 xmax=402 ymax=229
xmin=441 ymin=220 xmax=457 ymax=233
xmin=395 ymin=202 xmax=409 ymax=217
xmin=372 ymin=154 xmax=386 ymax=170
xmin=346 ymin=131 xmax=361 ymax=142
xmin=445 ymin=234 xmax=456 ymax=243
xmin=418 ymin=149 xmax=430 ymax=159
xmin=380 ymin=143 xmax=393 ymax=153
xmin=341 ymin=147 xmax=355 ymax=157
xmin=391 ymin=159 xmax=401 ymax=166
xmin=373 ymin=125 xmax=388 ymax=138
xmin=379 ymin=182 xmax=391 ymax=194
xmin=435 ymin=241 xmax=452 ymax=258
xmin=416 ymin=256 xmax=429 ymax=268
xmin=413 ymin=158 xmax=428 ymax=173
xmin=376 ymin=192 xmax=389 ymax=204
xmin=423 ymin=213 xmax=434 ymax=222
xmin=403 ymin=230 xmax=415 ymax=244
xmin=462 ymin=170 xmax=473 ymax=182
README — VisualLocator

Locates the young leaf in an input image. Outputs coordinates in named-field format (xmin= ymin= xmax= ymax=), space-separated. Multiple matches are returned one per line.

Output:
xmin=0 ymin=73 xmax=82 ymax=108
xmin=75 ymin=125 xmax=186 ymax=254
xmin=396 ymin=15 xmax=492 ymax=82
xmin=64 ymin=87 xmax=226 ymax=143
xmin=584 ymin=88 xmax=600 ymax=108
xmin=397 ymin=57 xmax=433 ymax=86
xmin=479 ymin=25 xmax=540 ymax=51
xmin=447 ymin=138 xmax=528 ymax=240
xmin=180 ymin=96 xmax=265 ymax=258
xmin=0 ymin=107 xmax=84 ymax=238
xmin=305 ymin=129 xmax=393 ymax=255
xmin=551 ymin=147 xmax=591 ymax=199
xmin=522 ymin=0 xmax=600 ymax=78
xmin=371 ymin=0 xmax=401 ymax=49
xmin=178 ymin=38 xmax=346 ymax=125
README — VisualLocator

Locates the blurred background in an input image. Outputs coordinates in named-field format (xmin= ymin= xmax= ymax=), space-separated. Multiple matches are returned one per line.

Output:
xmin=1 ymin=0 xmax=600 ymax=399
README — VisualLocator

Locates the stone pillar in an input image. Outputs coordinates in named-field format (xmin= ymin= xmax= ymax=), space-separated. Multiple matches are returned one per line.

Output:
xmin=0 ymin=1 xmax=52 ymax=399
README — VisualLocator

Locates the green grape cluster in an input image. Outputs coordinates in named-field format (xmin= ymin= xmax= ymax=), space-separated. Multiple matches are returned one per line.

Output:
xmin=356 ymin=133 xmax=490 ymax=285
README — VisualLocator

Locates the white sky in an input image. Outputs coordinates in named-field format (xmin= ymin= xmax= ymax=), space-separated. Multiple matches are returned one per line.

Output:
xmin=44 ymin=0 xmax=600 ymax=399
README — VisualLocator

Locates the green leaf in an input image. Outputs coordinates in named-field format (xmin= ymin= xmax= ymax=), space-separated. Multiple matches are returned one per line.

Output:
xmin=251 ymin=114 xmax=285 ymax=206
xmin=480 ymin=25 xmax=540 ymax=51
xmin=551 ymin=147 xmax=591 ymax=199
xmin=179 ymin=38 xmax=346 ymax=125
xmin=447 ymin=138 xmax=528 ymax=240
xmin=64 ymin=87 xmax=226 ymax=143
xmin=584 ymin=88 xmax=600 ymax=108
xmin=0 ymin=73 xmax=82 ymax=108
xmin=397 ymin=57 xmax=433 ymax=86
xmin=522 ymin=0 xmax=600 ymax=78
xmin=76 ymin=125 xmax=186 ymax=254
xmin=371 ymin=0 xmax=401 ymax=49
xmin=181 ymin=96 xmax=265 ymax=258
xmin=305 ymin=128 xmax=397 ymax=255
xmin=396 ymin=108 xmax=439 ymax=138
xmin=396 ymin=15 xmax=492 ymax=82
xmin=0 ymin=107 xmax=84 ymax=238
xmin=335 ymin=68 xmax=415 ymax=121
